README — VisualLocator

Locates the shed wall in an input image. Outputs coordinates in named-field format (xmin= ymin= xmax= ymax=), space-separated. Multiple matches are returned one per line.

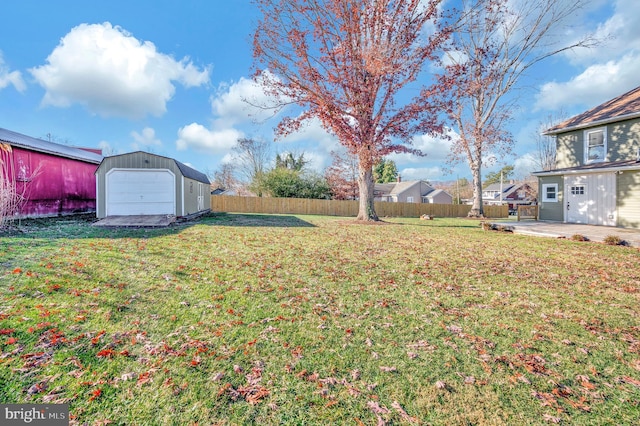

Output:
xmin=538 ymin=175 xmax=564 ymax=221
xmin=96 ymin=153 xmax=184 ymax=218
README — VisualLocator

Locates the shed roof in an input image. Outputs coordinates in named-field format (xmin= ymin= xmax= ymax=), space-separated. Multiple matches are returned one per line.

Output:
xmin=0 ymin=127 xmax=103 ymax=164
xmin=544 ymin=86 xmax=640 ymax=135
xmin=100 ymin=151 xmax=210 ymax=184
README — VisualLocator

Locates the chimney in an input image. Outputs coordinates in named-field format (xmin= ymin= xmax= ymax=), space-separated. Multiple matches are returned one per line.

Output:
xmin=397 ymin=174 xmax=401 ymax=183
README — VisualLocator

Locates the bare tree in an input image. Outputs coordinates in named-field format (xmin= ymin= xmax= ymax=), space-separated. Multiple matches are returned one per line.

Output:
xmin=439 ymin=0 xmax=598 ymax=217
xmin=253 ymin=0 xmax=450 ymax=221
xmin=533 ymin=112 xmax=567 ymax=171
xmin=210 ymin=163 xmax=238 ymax=191
xmin=231 ymin=137 xmax=271 ymax=195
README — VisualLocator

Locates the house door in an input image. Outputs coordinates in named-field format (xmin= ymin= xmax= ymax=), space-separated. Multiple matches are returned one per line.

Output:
xmin=566 ymin=177 xmax=589 ymax=224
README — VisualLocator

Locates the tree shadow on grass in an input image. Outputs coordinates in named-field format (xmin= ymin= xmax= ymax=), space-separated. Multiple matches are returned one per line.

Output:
xmin=201 ymin=213 xmax=316 ymax=228
xmin=0 ymin=213 xmax=316 ymax=243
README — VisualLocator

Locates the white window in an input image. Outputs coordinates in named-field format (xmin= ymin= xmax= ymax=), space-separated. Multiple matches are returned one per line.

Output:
xmin=406 ymin=196 xmax=414 ymax=203
xmin=542 ymin=183 xmax=558 ymax=202
xmin=570 ymin=185 xmax=585 ymax=195
xmin=585 ymin=128 xmax=606 ymax=163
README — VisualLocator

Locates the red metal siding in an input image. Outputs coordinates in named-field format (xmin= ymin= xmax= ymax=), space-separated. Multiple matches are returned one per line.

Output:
xmin=4 ymin=147 xmax=98 ymax=217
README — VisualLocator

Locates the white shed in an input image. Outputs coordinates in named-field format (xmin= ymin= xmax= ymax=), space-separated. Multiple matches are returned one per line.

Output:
xmin=95 ymin=151 xmax=210 ymax=218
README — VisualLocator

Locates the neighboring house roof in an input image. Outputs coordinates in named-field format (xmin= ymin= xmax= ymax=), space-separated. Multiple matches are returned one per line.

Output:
xmin=533 ymin=159 xmax=640 ymax=176
xmin=0 ymin=127 xmax=103 ymax=164
xmin=424 ymin=189 xmax=450 ymax=199
xmin=483 ymin=182 xmax=517 ymax=193
xmin=101 ymin=151 xmax=210 ymax=184
xmin=375 ymin=180 xmax=434 ymax=197
xmin=544 ymin=86 xmax=640 ymax=135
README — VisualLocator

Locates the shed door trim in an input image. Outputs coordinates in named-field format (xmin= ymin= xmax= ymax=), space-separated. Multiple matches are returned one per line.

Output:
xmin=105 ymin=168 xmax=176 ymax=216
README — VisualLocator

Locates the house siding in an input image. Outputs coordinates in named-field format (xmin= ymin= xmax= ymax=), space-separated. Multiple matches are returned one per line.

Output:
xmin=538 ymin=176 xmax=564 ymax=221
xmin=608 ymin=118 xmax=640 ymax=162
xmin=556 ymin=118 xmax=640 ymax=168
xmin=617 ymin=170 xmax=640 ymax=229
xmin=428 ymin=191 xmax=453 ymax=204
xmin=556 ymin=132 xmax=582 ymax=169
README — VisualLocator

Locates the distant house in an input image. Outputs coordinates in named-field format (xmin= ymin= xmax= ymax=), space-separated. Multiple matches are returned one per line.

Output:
xmin=482 ymin=182 xmax=537 ymax=211
xmin=533 ymin=86 xmax=640 ymax=228
xmin=374 ymin=179 xmax=453 ymax=204
xmin=95 ymin=151 xmax=210 ymax=219
xmin=0 ymin=127 xmax=102 ymax=218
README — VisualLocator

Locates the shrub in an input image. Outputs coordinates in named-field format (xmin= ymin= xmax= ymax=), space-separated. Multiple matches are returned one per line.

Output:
xmin=570 ymin=234 xmax=589 ymax=242
xmin=603 ymin=235 xmax=626 ymax=246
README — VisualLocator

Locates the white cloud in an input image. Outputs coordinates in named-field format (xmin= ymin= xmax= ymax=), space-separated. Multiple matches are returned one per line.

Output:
xmin=211 ymin=72 xmax=281 ymax=127
xmin=131 ymin=127 xmax=162 ymax=150
xmin=0 ymin=52 xmax=26 ymax=92
xmin=176 ymin=123 xmax=242 ymax=154
xmin=390 ymin=130 xmax=454 ymax=165
xmin=30 ymin=22 xmax=210 ymax=119
xmin=513 ymin=153 xmax=539 ymax=178
xmin=97 ymin=140 xmax=116 ymax=156
xmin=535 ymin=52 xmax=640 ymax=110
xmin=399 ymin=166 xmax=445 ymax=181
xmin=534 ymin=0 xmax=640 ymax=111
xmin=563 ymin=0 xmax=640 ymax=65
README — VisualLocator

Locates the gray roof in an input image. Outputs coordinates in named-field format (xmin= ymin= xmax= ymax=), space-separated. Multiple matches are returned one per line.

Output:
xmin=175 ymin=159 xmax=210 ymax=184
xmin=424 ymin=188 xmax=450 ymax=199
xmin=0 ymin=127 xmax=103 ymax=164
xmin=533 ymin=159 xmax=640 ymax=176
xmin=483 ymin=183 xmax=517 ymax=193
xmin=374 ymin=180 xmax=434 ymax=196
xmin=101 ymin=151 xmax=210 ymax=184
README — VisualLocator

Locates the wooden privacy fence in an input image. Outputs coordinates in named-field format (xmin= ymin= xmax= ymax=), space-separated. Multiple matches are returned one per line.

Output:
xmin=211 ymin=196 xmax=508 ymax=218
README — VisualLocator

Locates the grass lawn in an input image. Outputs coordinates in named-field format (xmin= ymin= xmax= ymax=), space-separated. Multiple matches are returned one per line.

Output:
xmin=1 ymin=213 xmax=639 ymax=425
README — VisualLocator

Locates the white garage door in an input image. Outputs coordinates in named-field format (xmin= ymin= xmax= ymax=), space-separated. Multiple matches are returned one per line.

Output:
xmin=106 ymin=169 xmax=176 ymax=216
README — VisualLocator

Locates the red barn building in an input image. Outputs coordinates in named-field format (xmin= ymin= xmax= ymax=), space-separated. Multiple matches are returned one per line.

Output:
xmin=0 ymin=128 xmax=102 ymax=218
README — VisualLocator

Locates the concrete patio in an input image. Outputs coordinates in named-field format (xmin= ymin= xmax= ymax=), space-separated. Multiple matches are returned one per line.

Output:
xmin=489 ymin=220 xmax=640 ymax=247
xmin=92 ymin=215 xmax=177 ymax=228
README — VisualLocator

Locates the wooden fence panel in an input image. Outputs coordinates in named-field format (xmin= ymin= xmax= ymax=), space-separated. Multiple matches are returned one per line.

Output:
xmin=211 ymin=196 xmax=508 ymax=218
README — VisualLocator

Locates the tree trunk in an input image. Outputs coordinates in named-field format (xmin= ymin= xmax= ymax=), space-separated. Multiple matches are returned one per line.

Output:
xmin=467 ymin=162 xmax=484 ymax=218
xmin=356 ymin=163 xmax=379 ymax=221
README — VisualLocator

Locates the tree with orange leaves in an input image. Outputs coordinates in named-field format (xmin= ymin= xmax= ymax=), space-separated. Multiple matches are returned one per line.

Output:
xmin=252 ymin=0 xmax=450 ymax=221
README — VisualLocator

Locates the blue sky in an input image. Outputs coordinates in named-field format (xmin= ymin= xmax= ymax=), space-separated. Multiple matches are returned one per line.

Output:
xmin=1 ymin=0 xmax=638 ymax=182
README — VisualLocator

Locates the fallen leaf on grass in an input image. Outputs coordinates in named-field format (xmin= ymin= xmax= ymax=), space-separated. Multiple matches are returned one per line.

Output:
xmin=435 ymin=381 xmax=448 ymax=390
xmin=620 ymin=376 xmax=640 ymax=388
xmin=211 ymin=372 xmax=225 ymax=382
xmin=367 ymin=401 xmax=390 ymax=414
xmin=379 ymin=366 xmax=396 ymax=373
xmin=391 ymin=401 xmax=418 ymax=423
xmin=542 ymin=414 xmax=561 ymax=423
xmin=89 ymin=388 xmax=102 ymax=402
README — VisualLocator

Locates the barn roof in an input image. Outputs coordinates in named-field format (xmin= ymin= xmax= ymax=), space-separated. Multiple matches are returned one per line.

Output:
xmin=0 ymin=127 xmax=103 ymax=164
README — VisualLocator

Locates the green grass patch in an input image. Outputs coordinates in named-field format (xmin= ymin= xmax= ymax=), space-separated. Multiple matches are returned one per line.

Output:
xmin=1 ymin=213 xmax=639 ymax=424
